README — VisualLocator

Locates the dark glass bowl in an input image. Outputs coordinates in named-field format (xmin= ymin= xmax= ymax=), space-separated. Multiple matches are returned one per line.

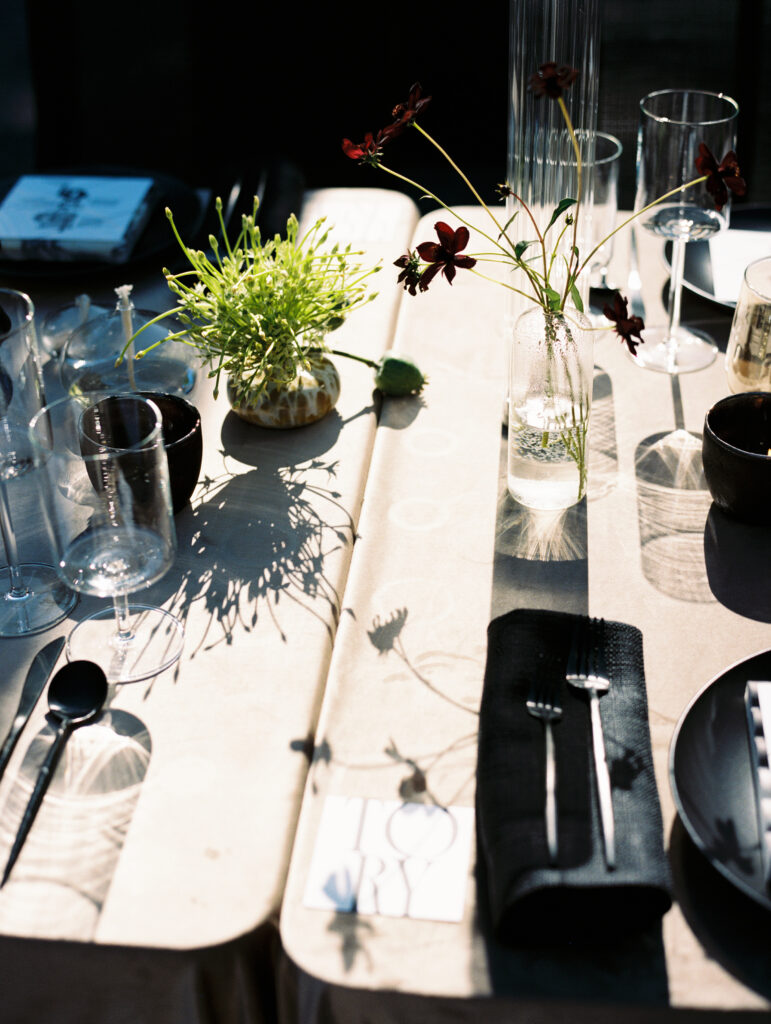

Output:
xmin=140 ymin=392 xmax=203 ymax=514
xmin=702 ymin=393 xmax=771 ymax=526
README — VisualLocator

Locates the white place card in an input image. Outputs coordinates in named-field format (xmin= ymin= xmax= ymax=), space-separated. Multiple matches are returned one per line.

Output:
xmin=0 ymin=175 xmax=154 ymax=262
xmin=745 ymin=680 xmax=771 ymax=885
xmin=709 ymin=230 xmax=771 ymax=304
xmin=303 ymin=796 xmax=474 ymax=922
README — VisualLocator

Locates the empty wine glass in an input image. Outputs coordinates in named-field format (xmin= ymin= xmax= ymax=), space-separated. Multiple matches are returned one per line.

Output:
xmin=29 ymin=393 xmax=183 ymax=683
xmin=634 ymin=89 xmax=739 ymax=373
xmin=0 ymin=288 xmax=77 ymax=635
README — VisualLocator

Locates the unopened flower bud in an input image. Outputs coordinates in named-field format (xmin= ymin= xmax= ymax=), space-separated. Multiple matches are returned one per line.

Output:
xmin=374 ymin=353 xmax=427 ymax=395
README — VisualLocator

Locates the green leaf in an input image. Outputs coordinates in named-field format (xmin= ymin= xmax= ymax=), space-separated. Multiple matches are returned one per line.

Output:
xmin=497 ymin=211 xmax=519 ymax=239
xmin=545 ymin=198 xmax=577 ymax=233
xmin=545 ymin=287 xmax=562 ymax=311
xmin=514 ymin=240 xmax=532 ymax=260
xmin=569 ymin=283 xmax=584 ymax=313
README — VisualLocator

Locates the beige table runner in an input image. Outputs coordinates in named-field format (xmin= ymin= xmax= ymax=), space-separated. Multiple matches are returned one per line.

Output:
xmin=279 ymin=207 xmax=771 ymax=1019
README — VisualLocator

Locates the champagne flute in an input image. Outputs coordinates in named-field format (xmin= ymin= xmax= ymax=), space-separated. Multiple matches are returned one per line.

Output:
xmin=0 ymin=289 xmax=77 ymax=635
xmin=634 ymin=89 xmax=739 ymax=373
xmin=29 ymin=394 xmax=184 ymax=683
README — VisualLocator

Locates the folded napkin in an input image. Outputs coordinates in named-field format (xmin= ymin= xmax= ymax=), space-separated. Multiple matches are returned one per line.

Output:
xmin=476 ymin=608 xmax=672 ymax=946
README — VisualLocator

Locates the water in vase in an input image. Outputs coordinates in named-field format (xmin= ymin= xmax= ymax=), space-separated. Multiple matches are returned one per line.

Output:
xmin=508 ymin=394 xmax=587 ymax=510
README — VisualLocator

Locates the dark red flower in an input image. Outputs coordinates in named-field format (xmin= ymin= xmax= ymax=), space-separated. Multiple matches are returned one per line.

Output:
xmin=528 ymin=62 xmax=579 ymax=99
xmin=394 ymin=251 xmax=423 ymax=296
xmin=694 ymin=144 xmax=747 ymax=212
xmin=415 ymin=222 xmax=477 ymax=289
xmin=603 ymin=293 xmax=645 ymax=355
xmin=342 ymin=130 xmax=392 ymax=166
xmin=391 ymin=82 xmax=432 ymax=129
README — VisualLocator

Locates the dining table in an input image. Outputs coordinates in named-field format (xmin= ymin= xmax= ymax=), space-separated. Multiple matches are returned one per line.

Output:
xmin=0 ymin=182 xmax=768 ymax=1023
xmin=0 ymin=185 xmax=420 ymax=1023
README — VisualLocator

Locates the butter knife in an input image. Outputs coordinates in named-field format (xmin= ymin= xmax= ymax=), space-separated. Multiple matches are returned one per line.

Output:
xmin=0 ymin=636 xmax=65 ymax=784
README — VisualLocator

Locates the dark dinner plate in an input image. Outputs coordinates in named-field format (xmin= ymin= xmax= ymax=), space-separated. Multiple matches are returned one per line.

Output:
xmin=664 ymin=205 xmax=771 ymax=309
xmin=0 ymin=168 xmax=207 ymax=280
xmin=670 ymin=647 xmax=771 ymax=912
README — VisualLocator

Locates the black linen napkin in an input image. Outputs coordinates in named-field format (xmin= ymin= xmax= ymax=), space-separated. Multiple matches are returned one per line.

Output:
xmin=476 ymin=608 xmax=673 ymax=946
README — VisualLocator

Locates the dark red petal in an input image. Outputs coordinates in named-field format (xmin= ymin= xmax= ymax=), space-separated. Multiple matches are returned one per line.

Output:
xmin=419 ymin=262 xmax=443 ymax=289
xmin=433 ymin=221 xmax=457 ymax=250
xmin=454 ymin=255 xmax=477 ymax=269
xmin=443 ymin=263 xmax=457 ymax=285
xmin=416 ymin=241 xmax=443 ymax=262
xmin=452 ymin=225 xmax=470 ymax=253
xmin=342 ymin=139 xmax=363 ymax=159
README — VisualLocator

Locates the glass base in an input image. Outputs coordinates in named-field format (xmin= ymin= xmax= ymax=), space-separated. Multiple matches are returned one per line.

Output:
xmin=0 ymin=564 xmax=77 ymax=637
xmin=630 ymin=325 xmax=717 ymax=374
xmin=67 ymin=603 xmax=184 ymax=683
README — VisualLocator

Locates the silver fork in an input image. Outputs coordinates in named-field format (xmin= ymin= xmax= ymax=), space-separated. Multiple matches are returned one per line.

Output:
xmin=526 ymin=663 xmax=563 ymax=865
xmin=566 ymin=617 xmax=616 ymax=870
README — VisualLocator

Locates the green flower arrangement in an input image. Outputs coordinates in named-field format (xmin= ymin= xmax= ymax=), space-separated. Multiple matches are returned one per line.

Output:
xmin=125 ymin=197 xmax=427 ymax=405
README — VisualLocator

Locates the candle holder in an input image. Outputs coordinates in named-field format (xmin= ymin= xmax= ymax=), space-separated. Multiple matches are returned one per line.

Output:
xmin=702 ymin=392 xmax=771 ymax=526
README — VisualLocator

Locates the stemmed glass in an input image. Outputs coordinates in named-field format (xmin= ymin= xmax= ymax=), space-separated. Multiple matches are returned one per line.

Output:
xmin=29 ymin=393 xmax=184 ymax=683
xmin=0 ymin=288 xmax=76 ymax=635
xmin=634 ymin=89 xmax=739 ymax=373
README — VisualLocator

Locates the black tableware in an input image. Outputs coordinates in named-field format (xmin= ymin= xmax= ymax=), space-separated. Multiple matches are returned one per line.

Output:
xmin=79 ymin=394 xmax=162 ymax=517
xmin=138 ymin=393 xmax=202 ymax=514
xmin=0 ymin=660 xmax=108 ymax=887
xmin=670 ymin=648 xmax=771 ymax=912
xmin=702 ymin=392 xmax=771 ymax=526
xmin=0 ymin=637 xmax=65 ymax=784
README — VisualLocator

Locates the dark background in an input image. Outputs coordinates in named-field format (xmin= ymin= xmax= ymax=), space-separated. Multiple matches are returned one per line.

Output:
xmin=1 ymin=0 xmax=769 ymax=214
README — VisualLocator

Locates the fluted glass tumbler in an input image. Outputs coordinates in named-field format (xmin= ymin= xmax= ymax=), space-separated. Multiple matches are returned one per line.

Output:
xmin=0 ymin=289 xmax=76 ymax=635
xmin=29 ymin=394 xmax=183 ymax=682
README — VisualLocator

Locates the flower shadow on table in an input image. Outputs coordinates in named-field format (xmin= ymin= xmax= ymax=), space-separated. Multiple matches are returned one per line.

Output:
xmin=669 ymin=817 xmax=771 ymax=1000
xmin=0 ymin=706 xmax=151 ymax=939
xmin=634 ymin=428 xmax=714 ymax=603
xmin=165 ymin=410 xmax=356 ymax=661
xmin=703 ymin=505 xmax=771 ymax=622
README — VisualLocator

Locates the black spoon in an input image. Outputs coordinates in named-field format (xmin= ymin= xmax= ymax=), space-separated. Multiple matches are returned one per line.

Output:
xmin=0 ymin=660 xmax=108 ymax=888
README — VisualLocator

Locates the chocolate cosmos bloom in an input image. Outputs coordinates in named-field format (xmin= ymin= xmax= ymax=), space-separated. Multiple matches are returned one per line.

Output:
xmin=603 ymin=293 xmax=645 ymax=355
xmin=416 ymin=222 xmax=477 ymax=289
xmin=394 ymin=251 xmax=423 ymax=296
xmin=391 ymin=82 xmax=432 ymax=129
xmin=694 ymin=144 xmax=747 ymax=212
xmin=342 ymin=129 xmax=395 ymax=166
xmin=528 ymin=62 xmax=579 ymax=99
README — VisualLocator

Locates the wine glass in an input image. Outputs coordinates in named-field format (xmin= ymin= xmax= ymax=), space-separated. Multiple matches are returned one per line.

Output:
xmin=0 ymin=288 xmax=77 ymax=635
xmin=634 ymin=89 xmax=739 ymax=373
xmin=29 ymin=393 xmax=184 ymax=683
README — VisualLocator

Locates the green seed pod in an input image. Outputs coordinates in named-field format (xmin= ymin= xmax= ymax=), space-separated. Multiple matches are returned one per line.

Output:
xmin=374 ymin=353 xmax=427 ymax=396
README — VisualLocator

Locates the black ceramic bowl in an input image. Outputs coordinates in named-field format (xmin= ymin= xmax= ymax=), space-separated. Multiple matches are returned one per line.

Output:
xmin=702 ymin=393 xmax=771 ymax=527
xmin=141 ymin=392 xmax=203 ymax=514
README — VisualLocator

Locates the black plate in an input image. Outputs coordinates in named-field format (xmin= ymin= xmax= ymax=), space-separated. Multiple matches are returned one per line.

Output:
xmin=664 ymin=205 xmax=771 ymax=309
xmin=0 ymin=169 xmax=207 ymax=281
xmin=670 ymin=648 xmax=771 ymax=911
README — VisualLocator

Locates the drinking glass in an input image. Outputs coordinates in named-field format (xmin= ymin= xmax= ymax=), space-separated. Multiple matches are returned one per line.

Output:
xmin=0 ymin=289 xmax=77 ymax=635
xmin=29 ymin=394 xmax=183 ymax=683
xmin=634 ymin=89 xmax=739 ymax=373
xmin=586 ymin=132 xmax=623 ymax=290
xmin=725 ymin=256 xmax=771 ymax=392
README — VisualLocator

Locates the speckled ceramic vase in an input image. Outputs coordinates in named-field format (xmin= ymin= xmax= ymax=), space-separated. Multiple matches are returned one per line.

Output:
xmin=226 ymin=355 xmax=341 ymax=429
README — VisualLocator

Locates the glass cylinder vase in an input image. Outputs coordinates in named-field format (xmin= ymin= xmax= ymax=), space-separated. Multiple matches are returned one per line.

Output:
xmin=507 ymin=0 xmax=601 ymax=322
xmin=507 ymin=305 xmax=593 ymax=510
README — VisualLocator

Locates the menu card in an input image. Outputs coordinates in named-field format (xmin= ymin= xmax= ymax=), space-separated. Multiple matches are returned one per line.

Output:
xmin=745 ymin=680 xmax=771 ymax=886
xmin=0 ymin=175 xmax=155 ymax=263
xmin=303 ymin=796 xmax=474 ymax=922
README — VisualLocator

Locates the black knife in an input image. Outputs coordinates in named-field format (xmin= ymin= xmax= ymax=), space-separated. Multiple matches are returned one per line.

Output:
xmin=0 ymin=636 xmax=65 ymax=784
